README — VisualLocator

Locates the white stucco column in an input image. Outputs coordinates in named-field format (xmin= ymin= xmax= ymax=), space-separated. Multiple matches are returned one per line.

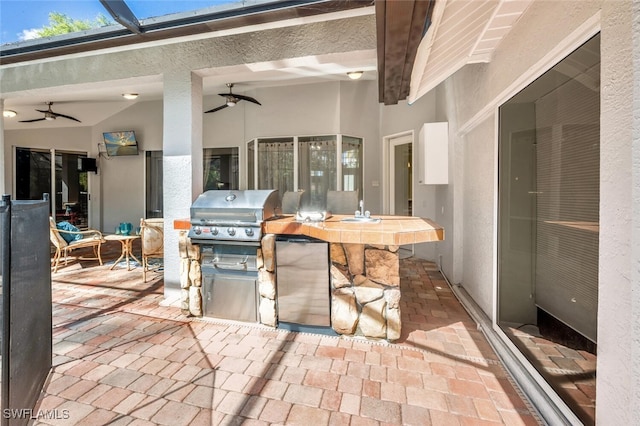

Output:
xmin=598 ymin=1 xmax=640 ymax=423
xmin=162 ymin=70 xmax=203 ymax=302
xmin=0 ymin=98 xmax=6 ymax=196
xmin=631 ymin=1 xmax=640 ymax=421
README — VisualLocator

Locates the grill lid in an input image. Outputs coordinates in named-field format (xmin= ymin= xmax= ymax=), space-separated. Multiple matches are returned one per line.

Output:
xmin=189 ymin=189 xmax=281 ymax=242
xmin=191 ymin=190 xmax=280 ymax=211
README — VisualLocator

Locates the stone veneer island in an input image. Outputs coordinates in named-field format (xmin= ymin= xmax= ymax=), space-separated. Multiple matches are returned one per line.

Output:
xmin=174 ymin=215 xmax=444 ymax=342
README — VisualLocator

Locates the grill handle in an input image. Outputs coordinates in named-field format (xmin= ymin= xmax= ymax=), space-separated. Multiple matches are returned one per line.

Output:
xmin=211 ymin=257 xmax=248 ymax=271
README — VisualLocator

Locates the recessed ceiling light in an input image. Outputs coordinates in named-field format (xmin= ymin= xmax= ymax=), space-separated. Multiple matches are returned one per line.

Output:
xmin=347 ymin=71 xmax=363 ymax=80
xmin=122 ymin=93 xmax=139 ymax=100
xmin=3 ymin=110 xmax=17 ymax=118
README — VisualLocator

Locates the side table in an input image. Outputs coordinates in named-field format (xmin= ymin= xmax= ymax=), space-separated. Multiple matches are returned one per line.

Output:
xmin=104 ymin=234 xmax=141 ymax=271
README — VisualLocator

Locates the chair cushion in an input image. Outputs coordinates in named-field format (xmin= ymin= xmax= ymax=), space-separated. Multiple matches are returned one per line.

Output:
xmin=56 ymin=221 xmax=83 ymax=243
xmin=141 ymin=219 xmax=164 ymax=256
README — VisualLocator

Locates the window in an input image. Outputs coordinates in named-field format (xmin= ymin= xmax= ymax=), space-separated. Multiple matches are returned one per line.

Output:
xmin=255 ymin=137 xmax=295 ymax=196
xmin=145 ymin=151 xmax=163 ymax=218
xmin=298 ymin=136 xmax=337 ymax=210
xmin=342 ymin=136 xmax=363 ymax=197
xmin=203 ymin=147 xmax=239 ymax=190
xmin=247 ymin=134 xmax=363 ymax=209
xmin=497 ymin=34 xmax=600 ymax=424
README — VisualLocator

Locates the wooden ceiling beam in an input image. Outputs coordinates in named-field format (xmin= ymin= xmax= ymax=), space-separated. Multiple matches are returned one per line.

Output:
xmin=376 ymin=0 xmax=434 ymax=105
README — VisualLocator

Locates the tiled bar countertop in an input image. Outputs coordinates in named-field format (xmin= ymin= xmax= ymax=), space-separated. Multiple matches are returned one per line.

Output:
xmin=173 ymin=215 xmax=445 ymax=341
xmin=174 ymin=215 xmax=445 ymax=244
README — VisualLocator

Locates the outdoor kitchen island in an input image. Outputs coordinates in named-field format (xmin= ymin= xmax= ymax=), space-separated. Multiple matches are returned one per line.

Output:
xmin=174 ymin=214 xmax=444 ymax=342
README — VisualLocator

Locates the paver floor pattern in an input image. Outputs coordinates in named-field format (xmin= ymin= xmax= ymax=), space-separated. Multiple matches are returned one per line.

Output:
xmin=33 ymin=246 xmax=541 ymax=425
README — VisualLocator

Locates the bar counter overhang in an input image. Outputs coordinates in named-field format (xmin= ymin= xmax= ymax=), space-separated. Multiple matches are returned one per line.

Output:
xmin=174 ymin=215 xmax=445 ymax=341
xmin=176 ymin=215 xmax=444 ymax=245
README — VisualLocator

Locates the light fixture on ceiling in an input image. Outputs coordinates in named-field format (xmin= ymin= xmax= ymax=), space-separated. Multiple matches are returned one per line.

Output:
xmin=226 ymin=100 xmax=236 ymax=107
xmin=3 ymin=110 xmax=17 ymax=118
xmin=122 ymin=93 xmax=139 ymax=100
xmin=347 ymin=71 xmax=363 ymax=80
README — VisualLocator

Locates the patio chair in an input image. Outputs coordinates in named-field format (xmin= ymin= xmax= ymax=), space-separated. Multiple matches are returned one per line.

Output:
xmin=140 ymin=218 xmax=164 ymax=282
xmin=49 ymin=217 xmax=105 ymax=272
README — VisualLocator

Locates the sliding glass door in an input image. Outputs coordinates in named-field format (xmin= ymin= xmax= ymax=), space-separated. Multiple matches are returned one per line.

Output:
xmin=15 ymin=148 xmax=90 ymax=228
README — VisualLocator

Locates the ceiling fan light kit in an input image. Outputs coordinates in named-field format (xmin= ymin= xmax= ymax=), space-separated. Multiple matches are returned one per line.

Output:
xmin=205 ymin=83 xmax=261 ymax=114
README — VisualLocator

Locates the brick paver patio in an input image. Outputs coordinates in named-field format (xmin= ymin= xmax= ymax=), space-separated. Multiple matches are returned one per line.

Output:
xmin=32 ymin=245 xmax=541 ymax=425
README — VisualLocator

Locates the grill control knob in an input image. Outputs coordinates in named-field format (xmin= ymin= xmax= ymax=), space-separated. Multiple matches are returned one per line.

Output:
xmin=210 ymin=227 xmax=219 ymax=235
xmin=227 ymin=228 xmax=236 ymax=236
xmin=193 ymin=227 xmax=202 ymax=235
xmin=245 ymin=228 xmax=254 ymax=237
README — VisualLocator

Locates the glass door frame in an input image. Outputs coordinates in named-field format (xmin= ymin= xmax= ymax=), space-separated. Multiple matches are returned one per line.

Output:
xmin=382 ymin=131 xmax=414 ymax=215
xmin=13 ymin=146 xmax=91 ymax=227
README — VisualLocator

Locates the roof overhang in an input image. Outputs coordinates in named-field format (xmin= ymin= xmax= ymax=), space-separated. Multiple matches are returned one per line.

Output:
xmin=408 ymin=0 xmax=534 ymax=104
xmin=375 ymin=0 xmax=435 ymax=105
xmin=0 ymin=0 xmax=374 ymax=66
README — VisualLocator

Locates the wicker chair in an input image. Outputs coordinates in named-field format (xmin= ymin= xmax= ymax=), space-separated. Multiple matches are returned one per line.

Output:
xmin=140 ymin=218 xmax=164 ymax=282
xmin=49 ymin=217 xmax=105 ymax=272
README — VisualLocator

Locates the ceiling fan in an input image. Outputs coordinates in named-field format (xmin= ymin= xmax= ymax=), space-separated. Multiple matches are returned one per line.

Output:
xmin=19 ymin=102 xmax=81 ymax=123
xmin=205 ymin=83 xmax=261 ymax=114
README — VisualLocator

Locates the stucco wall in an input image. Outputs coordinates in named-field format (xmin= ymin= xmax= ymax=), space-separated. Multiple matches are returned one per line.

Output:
xmin=339 ymin=80 xmax=381 ymax=213
xmin=379 ymin=91 xmax=438 ymax=260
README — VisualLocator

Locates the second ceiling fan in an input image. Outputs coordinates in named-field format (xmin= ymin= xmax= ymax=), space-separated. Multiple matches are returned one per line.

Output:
xmin=205 ymin=83 xmax=261 ymax=114
xmin=19 ymin=102 xmax=81 ymax=123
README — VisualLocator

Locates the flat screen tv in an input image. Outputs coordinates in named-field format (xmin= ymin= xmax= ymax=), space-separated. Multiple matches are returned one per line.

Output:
xmin=78 ymin=157 xmax=98 ymax=173
xmin=103 ymin=131 xmax=139 ymax=156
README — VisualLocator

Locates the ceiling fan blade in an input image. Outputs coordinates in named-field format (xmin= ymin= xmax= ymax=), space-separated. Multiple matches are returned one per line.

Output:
xmin=233 ymin=94 xmax=261 ymax=106
xmin=51 ymin=112 xmax=81 ymax=122
xmin=204 ymin=104 xmax=229 ymax=113
xmin=19 ymin=117 xmax=46 ymax=123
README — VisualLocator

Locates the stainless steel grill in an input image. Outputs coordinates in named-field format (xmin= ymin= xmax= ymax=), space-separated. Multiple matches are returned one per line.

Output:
xmin=188 ymin=189 xmax=280 ymax=243
xmin=188 ymin=189 xmax=281 ymax=323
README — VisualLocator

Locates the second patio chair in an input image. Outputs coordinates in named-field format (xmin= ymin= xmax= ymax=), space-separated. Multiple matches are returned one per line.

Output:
xmin=140 ymin=217 xmax=164 ymax=282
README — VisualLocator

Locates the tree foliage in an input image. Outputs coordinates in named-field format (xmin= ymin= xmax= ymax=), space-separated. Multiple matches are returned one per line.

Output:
xmin=36 ymin=12 xmax=112 ymax=38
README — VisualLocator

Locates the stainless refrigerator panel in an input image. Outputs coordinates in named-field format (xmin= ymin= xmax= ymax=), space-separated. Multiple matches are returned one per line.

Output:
xmin=276 ymin=239 xmax=330 ymax=326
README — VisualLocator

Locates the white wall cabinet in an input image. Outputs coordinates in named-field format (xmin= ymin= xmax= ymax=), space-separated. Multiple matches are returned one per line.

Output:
xmin=417 ymin=122 xmax=449 ymax=185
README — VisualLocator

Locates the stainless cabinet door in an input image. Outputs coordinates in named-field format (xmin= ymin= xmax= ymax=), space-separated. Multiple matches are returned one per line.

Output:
xmin=203 ymin=273 xmax=258 ymax=323
xmin=276 ymin=240 xmax=330 ymax=326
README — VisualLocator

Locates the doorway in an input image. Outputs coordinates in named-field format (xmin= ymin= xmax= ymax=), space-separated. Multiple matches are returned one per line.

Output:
xmin=384 ymin=133 xmax=413 ymax=216
xmin=384 ymin=132 xmax=414 ymax=258
xmin=15 ymin=148 xmax=90 ymax=228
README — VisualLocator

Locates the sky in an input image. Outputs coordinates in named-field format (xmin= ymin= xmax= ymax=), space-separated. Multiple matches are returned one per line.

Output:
xmin=0 ymin=0 xmax=240 ymax=45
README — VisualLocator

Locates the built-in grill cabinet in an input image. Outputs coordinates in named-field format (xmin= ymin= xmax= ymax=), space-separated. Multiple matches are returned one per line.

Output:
xmin=187 ymin=190 xmax=281 ymax=323
xmin=200 ymin=243 xmax=259 ymax=322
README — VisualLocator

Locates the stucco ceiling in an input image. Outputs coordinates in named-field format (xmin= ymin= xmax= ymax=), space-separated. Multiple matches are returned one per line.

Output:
xmin=2 ymin=4 xmax=378 ymax=131
xmin=2 ymin=48 xmax=378 ymax=130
